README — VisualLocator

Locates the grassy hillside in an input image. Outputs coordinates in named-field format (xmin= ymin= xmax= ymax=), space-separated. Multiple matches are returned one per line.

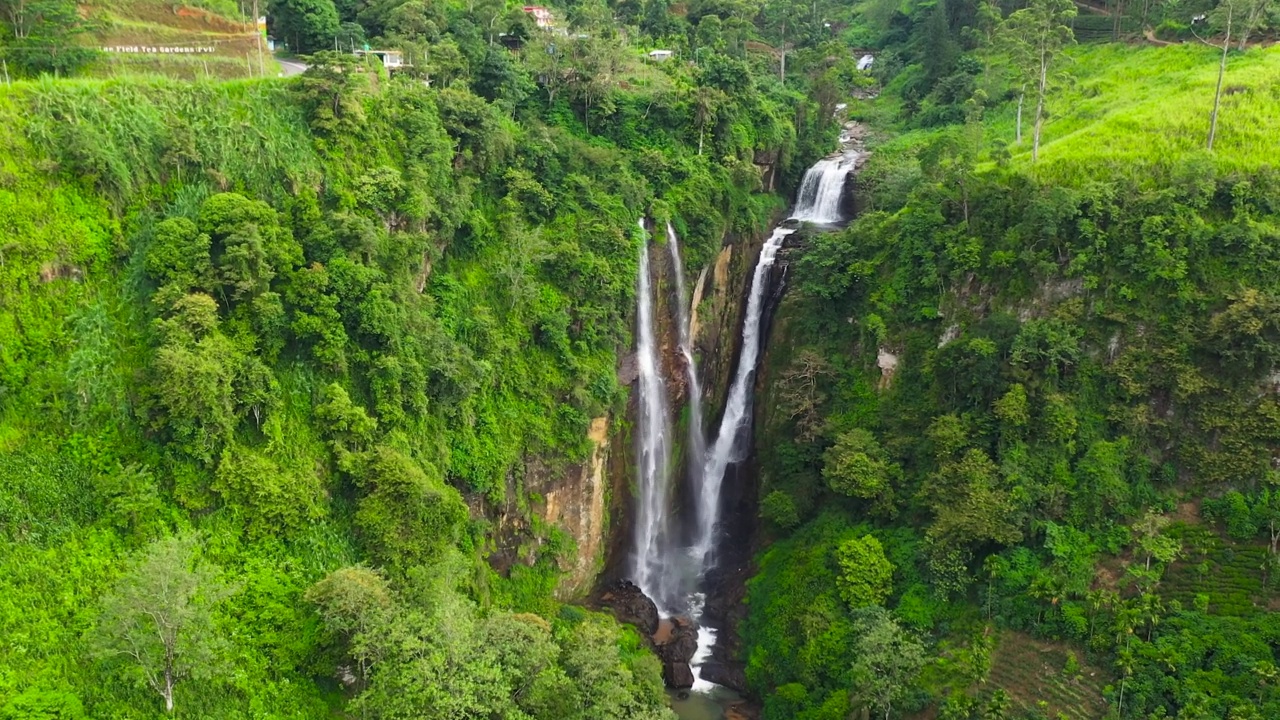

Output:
xmin=57 ymin=0 xmax=268 ymax=80
xmin=866 ymin=42 xmax=1280 ymax=187
xmin=1024 ymin=43 xmax=1280 ymax=180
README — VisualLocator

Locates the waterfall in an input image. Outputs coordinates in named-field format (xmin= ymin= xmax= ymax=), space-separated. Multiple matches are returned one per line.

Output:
xmin=692 ymin=152 xmax=857 ymax=570
xmin=666 ymin=222 xmax=707 ymax=502
xmin=625 ymin=147 xmax=858 ymax=695
xmin=689 ymin=224 xmax=793 ymax=569
xmin=792 ymin=153 xmax=859 ymax=224
xmin=632 ymin=219 xmax=675 ymax=609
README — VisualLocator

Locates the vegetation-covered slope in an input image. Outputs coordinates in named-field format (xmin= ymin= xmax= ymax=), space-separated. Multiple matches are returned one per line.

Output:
xmin=0 ymin=25 xmax=821 ymax=713
xmin=5 ymin=0 xmax=1280 ymax=716
xmin=747 ymin=26 xmax=1280 ymax=720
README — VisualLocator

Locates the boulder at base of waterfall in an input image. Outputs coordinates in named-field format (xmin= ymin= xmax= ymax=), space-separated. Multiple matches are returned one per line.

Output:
xmin=596 ymin=579 xmax=659 ymax=635
xmin=699 ymin=661 xmax=748 ymax=694
xmin=655 ymin=616 xmax=698 ymax=665
xmin=725 ymin=701 xmax=761 ymax=720
xmin=663 ymin=661 xmax=695 ymax=689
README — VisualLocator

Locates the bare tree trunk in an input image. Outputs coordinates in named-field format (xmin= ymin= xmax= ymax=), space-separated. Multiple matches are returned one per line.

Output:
xmin=1208 ymin=4 xmax=1232 ymax=151
xmin=163 ymin=669 xmax=174 ymax=713
xmin=1238 ymin=0 xmax=1267 ymax=49
xmin=1032 ymin=53 xmax=1048 ymax=161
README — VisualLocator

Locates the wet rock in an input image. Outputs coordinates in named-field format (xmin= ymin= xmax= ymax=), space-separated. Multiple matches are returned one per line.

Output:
xmin=655 ymin=616 xmax=698 ymax=665
xmin=663 ymin=661 xmax=695 ymax=689
xmin=699 ymin=662 xmax=749 ymax=694
xmin=595 ymin=579 xmax=658 ymax=635
xmin=617 ymin=353 xmax=639 ymax=386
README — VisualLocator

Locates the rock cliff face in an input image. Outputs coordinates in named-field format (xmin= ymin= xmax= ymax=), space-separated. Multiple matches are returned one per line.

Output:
xmin=477 ymin=415 xmax=613 ymax=599
xmin=537 ymin=416 xmax=612 ymax=598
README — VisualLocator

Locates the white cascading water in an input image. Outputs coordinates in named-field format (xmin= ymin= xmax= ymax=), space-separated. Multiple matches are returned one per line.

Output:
xmin=666 ymin=221 xmax=707 ymax=497
xmin=666 ymin=222 xmax=717 ymax=693
xmin=628 ymin=150 xmax=856 ymax=695
xmin=689 ymin=223 xmax=793 ymax=570
xmin=691 ymin=152 xmax=857 ymax=571
xmin=792 ymin=152 xmax=860 ymax=224
xmin=685 ymin=151 xmax=857 ymax=691
xmin=632 ymin=219 xmax=676 ymax=609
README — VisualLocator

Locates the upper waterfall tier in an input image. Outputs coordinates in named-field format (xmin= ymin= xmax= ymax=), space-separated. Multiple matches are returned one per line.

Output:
xmin=792 ymin=152 xmax=859 ymax=224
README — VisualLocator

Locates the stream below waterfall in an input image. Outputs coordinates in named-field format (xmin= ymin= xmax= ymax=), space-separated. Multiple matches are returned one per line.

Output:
xmin=630 ymin=138 xmax=862 ymax=720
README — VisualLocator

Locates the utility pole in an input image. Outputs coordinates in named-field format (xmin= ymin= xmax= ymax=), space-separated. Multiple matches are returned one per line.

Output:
xmin=1207 ymin=2 xmax=1232 ymax=151
xmin=253 ymin=0 xmax=265 ymax=77
xmin=1192 ymin=2 xmax=1234 ymax=151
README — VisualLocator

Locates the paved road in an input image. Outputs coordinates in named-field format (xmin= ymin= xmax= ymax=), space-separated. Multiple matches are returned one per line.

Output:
xmin=278 ymin=58 xmax=308 ymax=77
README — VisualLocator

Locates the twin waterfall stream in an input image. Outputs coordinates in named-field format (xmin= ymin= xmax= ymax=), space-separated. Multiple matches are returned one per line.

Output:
xmin=630 ymin=148 xmax=860 ymax=700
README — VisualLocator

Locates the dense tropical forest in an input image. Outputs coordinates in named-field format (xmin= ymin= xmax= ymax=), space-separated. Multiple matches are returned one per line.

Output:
xmin=2 ymin=0 xmax=1279 ymax=716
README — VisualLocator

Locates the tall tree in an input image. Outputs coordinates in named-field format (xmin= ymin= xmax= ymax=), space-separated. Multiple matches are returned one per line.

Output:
xmin=1195 ymin=0 xmax=1237 ymax=150
xmin=562 ymin=35 xmax=624 ymax=133
xmin=836 ymin=535 xmax=895 ymax=609
xmin=760 ymin=0 xmax=804 ymax=82
xmin=823 ymin=428 xmax=900 ymax=514
xmin=1 ymin=0 xmax=95 ymax=77
xmin=924 ymin=448 xmax=1023 ymax=547
xmin=90 ymin=534 xmax=232 ymax=714
xmin=269 ymin=0 xmax=341 ymax=54
xmin=997 ymin=0 xmax=1076 ymax=161
xmin=849 ymin=607 xmax=927 ymax=720
xmin=1236 ymin=0 xmax=1276 ymax=49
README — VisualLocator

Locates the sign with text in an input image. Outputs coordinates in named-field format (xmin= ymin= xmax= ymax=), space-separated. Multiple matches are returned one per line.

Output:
xmin=102 ymin=46 xmax=217 ymax=54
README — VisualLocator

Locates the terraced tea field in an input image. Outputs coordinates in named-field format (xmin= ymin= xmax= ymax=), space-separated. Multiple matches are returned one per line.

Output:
xmin=1163 ymin=523 xmax=1272 ymax=617
xmin=986 ymin=631 xmax=1109 ymax=720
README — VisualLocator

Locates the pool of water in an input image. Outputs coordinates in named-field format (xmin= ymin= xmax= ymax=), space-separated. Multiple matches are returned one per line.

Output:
xmin=668 ymin=684 xmax=743 ymax=720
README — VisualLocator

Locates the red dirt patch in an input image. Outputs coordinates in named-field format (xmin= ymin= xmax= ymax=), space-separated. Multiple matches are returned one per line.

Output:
xmin=1172 ymin=499 xmax=1201 ymax=524
xmin=108 ymin=2 xmax=251 ymax=33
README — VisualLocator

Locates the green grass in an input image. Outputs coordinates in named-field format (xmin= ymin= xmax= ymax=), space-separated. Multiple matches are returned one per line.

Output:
xmin=984 ymin=43 xmax=1280 ymax=182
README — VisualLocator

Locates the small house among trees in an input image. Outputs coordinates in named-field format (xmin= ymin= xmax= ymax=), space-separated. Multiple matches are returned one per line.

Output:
xmin=521 ymin=6 xmax=554 ymax=29
xmin=353 ymin=49 xmax=408 ymax=71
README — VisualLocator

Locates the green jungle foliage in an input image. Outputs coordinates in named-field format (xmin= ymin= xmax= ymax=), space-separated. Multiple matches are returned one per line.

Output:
xmin=741 ymin=0 xmax=1280 ymax=719
xmin=0 ymin=0 xmax=836 ymax=706
xmin=4 ymin=0 xmax=1280 ymax=717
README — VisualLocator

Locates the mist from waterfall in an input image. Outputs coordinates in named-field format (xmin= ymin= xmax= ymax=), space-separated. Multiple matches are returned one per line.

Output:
xmin=631 ymin=220 xmax=675 ymax=609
